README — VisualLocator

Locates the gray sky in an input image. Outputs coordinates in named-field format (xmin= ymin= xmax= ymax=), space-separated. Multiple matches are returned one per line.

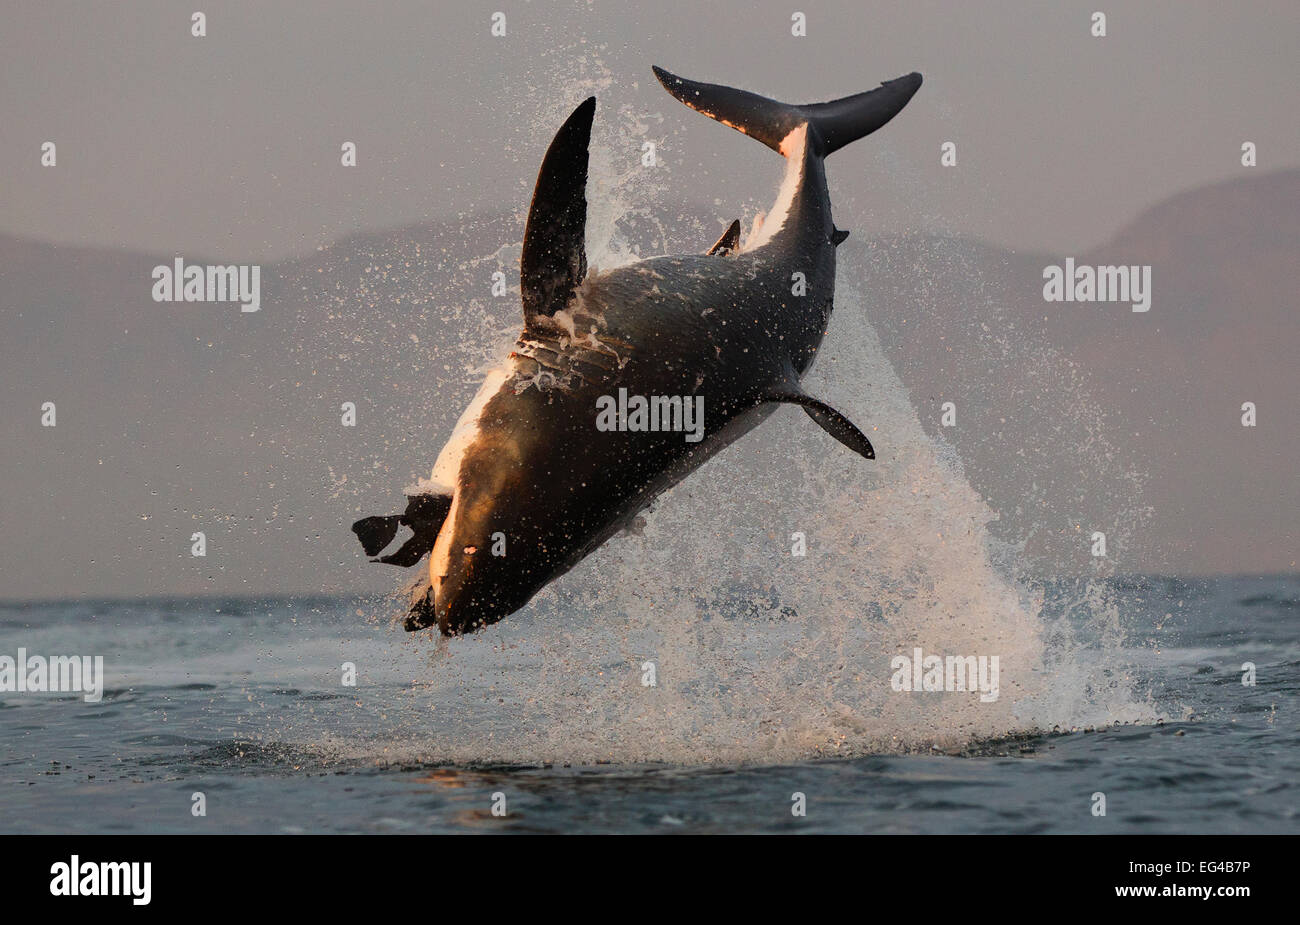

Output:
xmin=3 ymin=0 xmax=1297 ymax=261
xmin=0 ymin=2 xmax=1295 ymax=598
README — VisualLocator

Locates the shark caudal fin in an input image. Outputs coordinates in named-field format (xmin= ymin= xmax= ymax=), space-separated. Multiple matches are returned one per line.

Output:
xmin=652 ymin=66 xmax=921 ymax=158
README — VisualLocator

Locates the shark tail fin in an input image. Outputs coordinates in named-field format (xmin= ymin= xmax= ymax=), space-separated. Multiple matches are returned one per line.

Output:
xmin=652 ymin=66 xmax=921 ymax=158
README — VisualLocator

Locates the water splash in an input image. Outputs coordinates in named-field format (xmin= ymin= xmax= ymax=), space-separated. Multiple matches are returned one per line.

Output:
xmin=328 ymin=50 xmax=1159 ymax=766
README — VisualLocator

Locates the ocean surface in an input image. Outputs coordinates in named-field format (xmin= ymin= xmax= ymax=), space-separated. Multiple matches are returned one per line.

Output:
xmin=1 ymin=575 xmax=1295 ymax=834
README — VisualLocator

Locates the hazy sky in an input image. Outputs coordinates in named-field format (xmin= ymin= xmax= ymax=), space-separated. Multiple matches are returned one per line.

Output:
xmin=1 ymin=2 xmax=1295 ymax=599
xmin=3 ymin=1 xmax=1297 ymax=261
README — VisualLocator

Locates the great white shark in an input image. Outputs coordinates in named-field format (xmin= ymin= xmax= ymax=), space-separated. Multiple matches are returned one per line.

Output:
xmin=353 ymin=66 xmax=923 ymax=635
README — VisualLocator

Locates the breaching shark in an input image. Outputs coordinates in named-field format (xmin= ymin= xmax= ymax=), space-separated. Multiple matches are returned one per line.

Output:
xmin=353 ymin=66 xmax=922 ymax=635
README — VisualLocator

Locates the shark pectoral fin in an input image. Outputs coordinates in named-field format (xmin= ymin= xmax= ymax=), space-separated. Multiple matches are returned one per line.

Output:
xmin=766 ymin=390 xmax=876 ymax=461
xmin=802 ymin=400 xmax=875 ymax=460
xmin=352 ymin=515 xmax=402 ymax=557
xmin=377 ymin=538 xmax=433 ymax=568
xmin=521 ymin=97 xmax=595 ymax=322
xmin=405 ymin=585 xmax=437 ymax=632
xmin=706 ymin=220 xmax=741 ymax=256
xmin=354 ymin=492 xmax=453 ymax=567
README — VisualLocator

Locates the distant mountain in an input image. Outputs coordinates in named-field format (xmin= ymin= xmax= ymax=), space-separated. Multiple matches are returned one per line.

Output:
xmin=1 ymin=172 xmax=1294 ymax=599
xmin=864 ymin=170 xmax=1298 ymax=576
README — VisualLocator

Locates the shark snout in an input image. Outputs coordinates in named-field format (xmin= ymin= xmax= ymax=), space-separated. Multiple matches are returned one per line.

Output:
xmin=430 ymin=554 xmax=524 ymax=636
xmin=405 ymin=514 xmax=526 ymax=635
xmin=435 ymin=584 xmax=501 ymax=636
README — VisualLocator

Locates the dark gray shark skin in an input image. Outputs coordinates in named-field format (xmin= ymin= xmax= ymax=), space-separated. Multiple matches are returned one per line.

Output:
xmin=354 ymin=66 xmax=922 ymax=635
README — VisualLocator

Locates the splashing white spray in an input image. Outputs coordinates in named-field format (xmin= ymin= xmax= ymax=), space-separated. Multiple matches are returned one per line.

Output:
xmin=336 ymin=52 xmax=1158 ymax=767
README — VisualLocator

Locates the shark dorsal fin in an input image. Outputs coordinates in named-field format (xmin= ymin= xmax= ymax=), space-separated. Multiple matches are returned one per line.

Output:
xmin=521 ymin=97 xmax=596 ymax=323
xmin=706 ymin=220 xmax=742 ymax=256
